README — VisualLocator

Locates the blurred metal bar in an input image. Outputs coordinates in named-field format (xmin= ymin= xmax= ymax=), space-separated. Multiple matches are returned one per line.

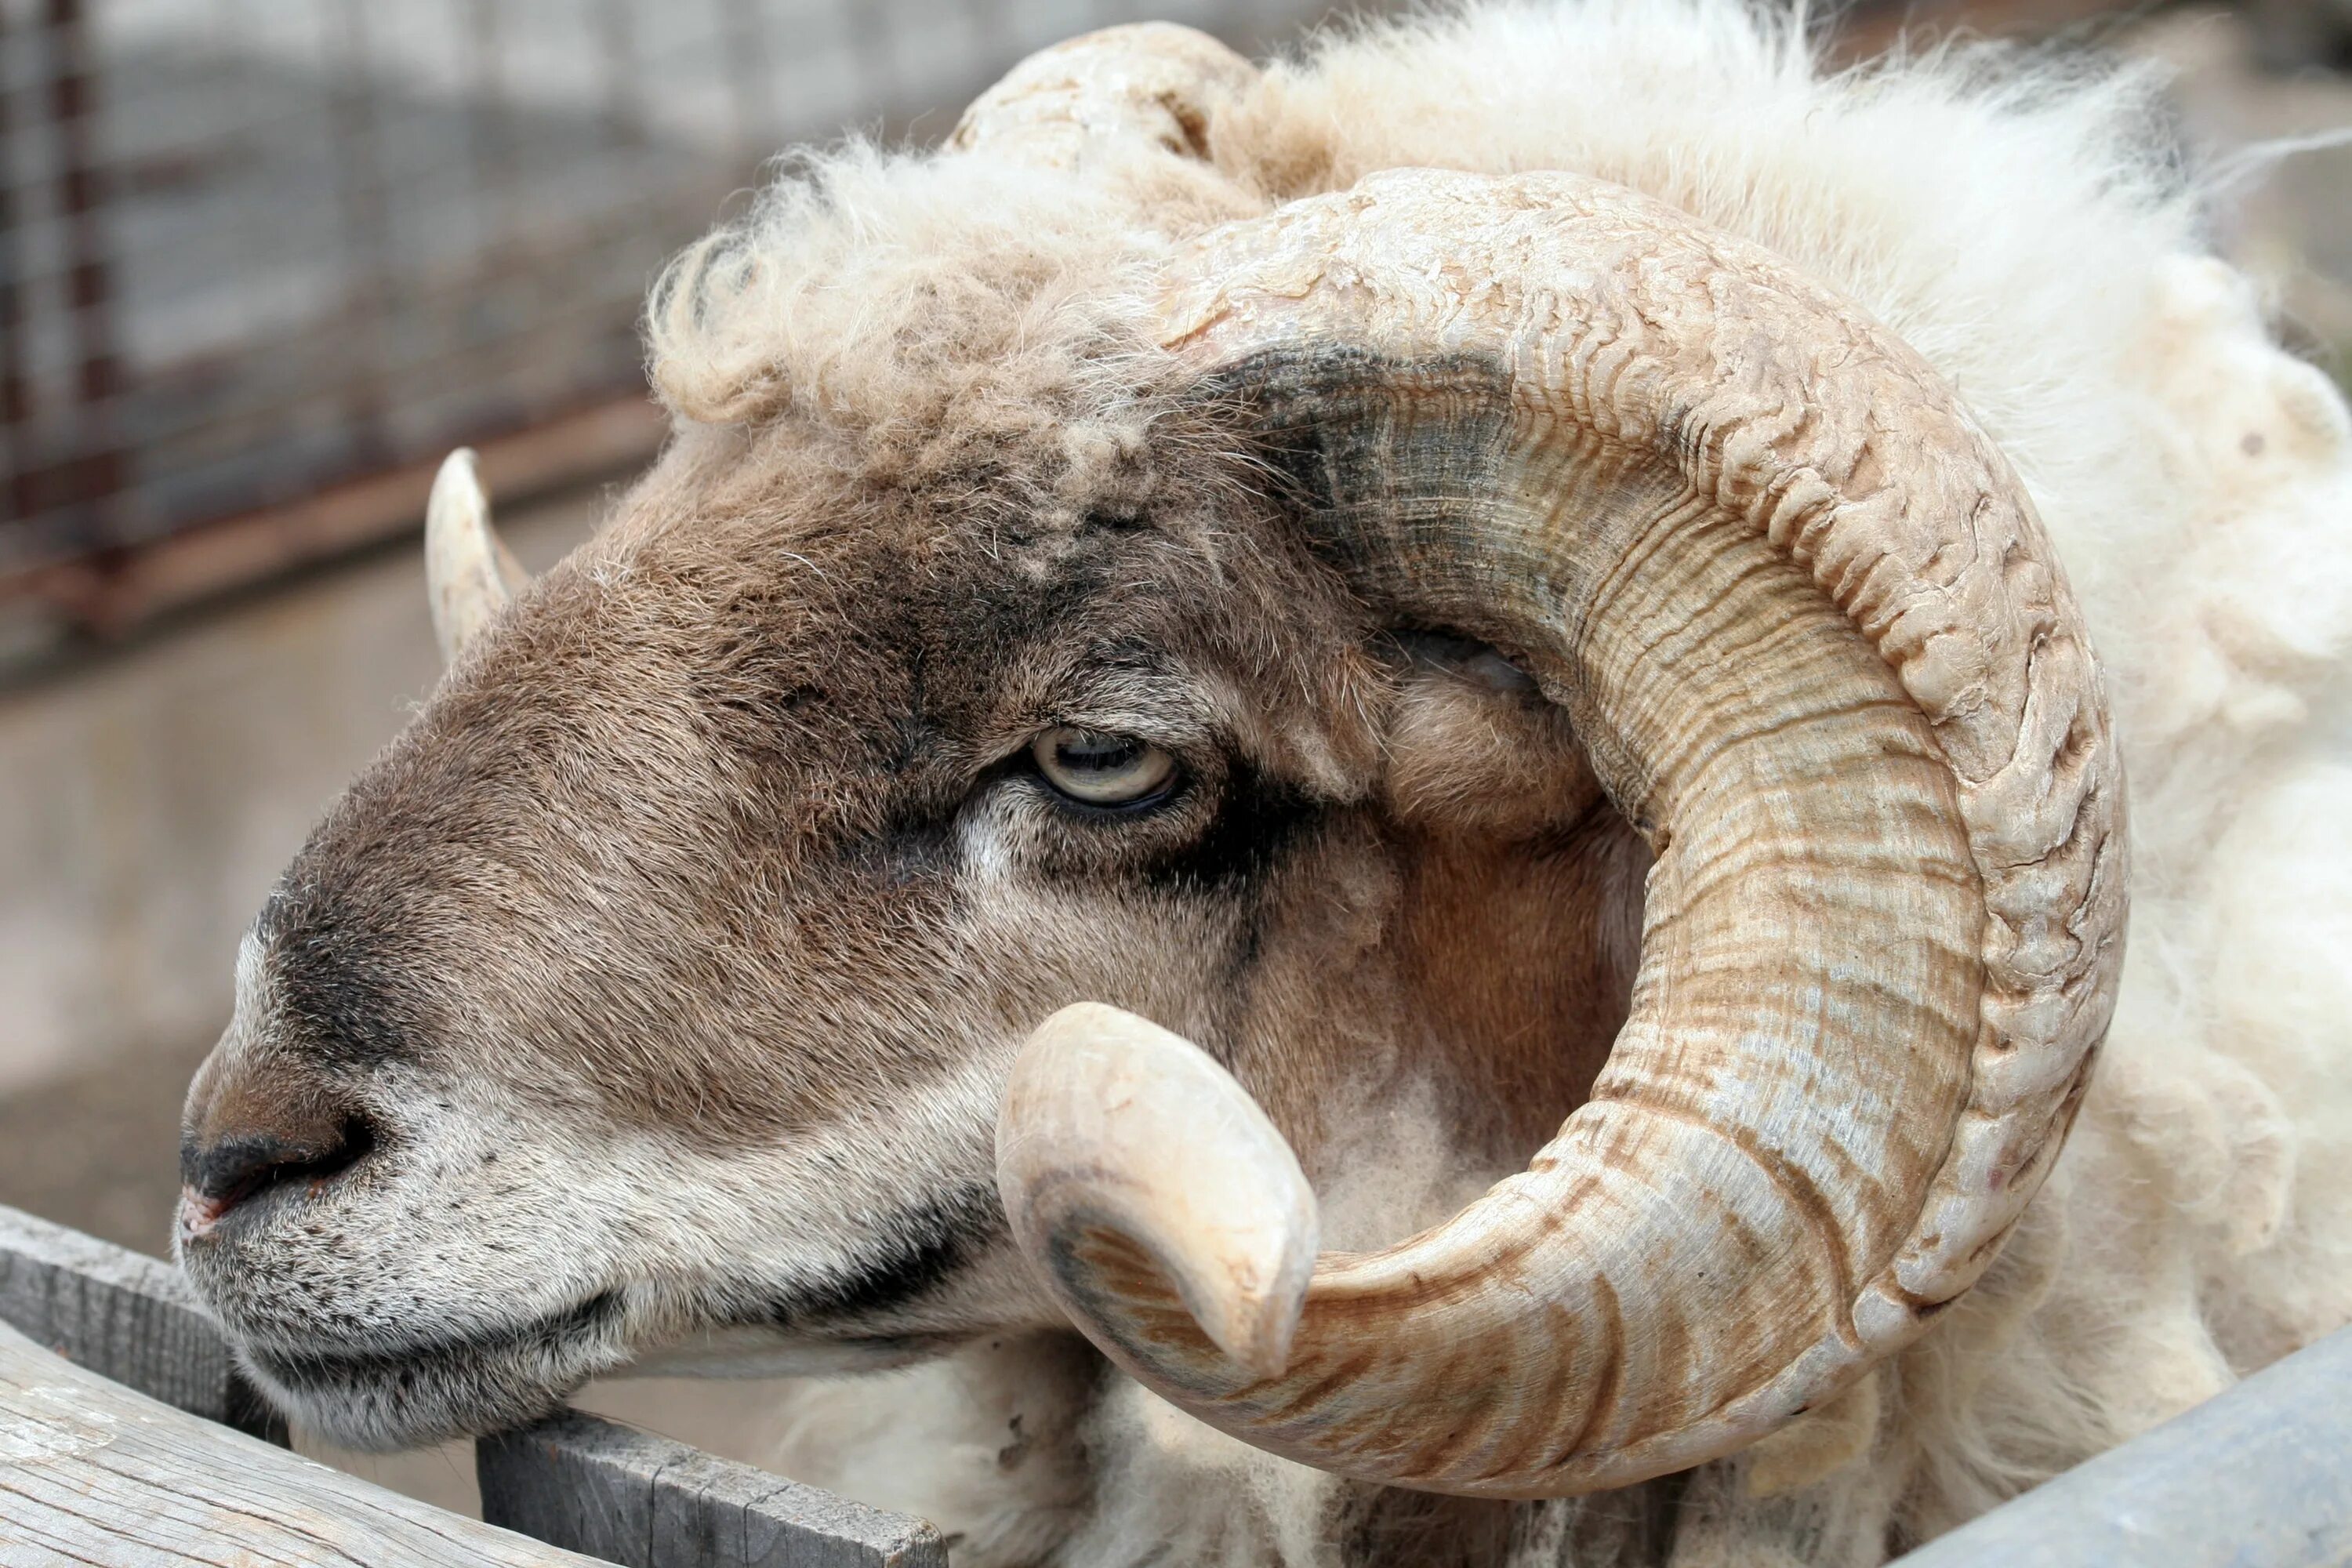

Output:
xmin=849 ymin=0 xmax=900 ymax=135
xmin=594 ymin=0 xmax=645 ymax=149
xmin=34 ymin=0 xmax=122 ymax=556
xmin=467 ymin=0 xmax=516 ymax=193
xmin=723 ymin=0 xmax=777 ymax=149
xmin=0 ymin=3 xmax=30 ymax=516
xmin=325 ymin=0 xmax=392 ymax=472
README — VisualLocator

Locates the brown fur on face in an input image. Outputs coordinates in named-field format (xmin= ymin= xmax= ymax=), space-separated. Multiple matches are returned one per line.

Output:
xmin=177 ymin=169 xmax=1645 ymax=1457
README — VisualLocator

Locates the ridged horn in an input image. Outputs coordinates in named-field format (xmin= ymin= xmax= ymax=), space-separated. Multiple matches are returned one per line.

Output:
xmin=424 ymin=448 xmax=525 ymax=663
xmin=949 ymin=22 xmax=1258 ymax=172
xmin=996 ymin=169 xmax=2128 ymax=1497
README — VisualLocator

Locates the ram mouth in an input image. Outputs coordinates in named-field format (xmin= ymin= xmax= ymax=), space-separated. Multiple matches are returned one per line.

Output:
xmin=630 ymin=1322 xmax=974 ymax=1379
xmin=234 ymin=1290 xmax=627 ymax=1450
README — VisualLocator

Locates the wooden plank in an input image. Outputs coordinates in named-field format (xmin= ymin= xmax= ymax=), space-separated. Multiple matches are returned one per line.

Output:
xmin=1893 ymin=1324 xmax=2352 ymax=1566
xmin=0 ymin=1319 xmax=607 ymax=1567
xmin=0 ymin=1201 xmax=282 ymax=1442
xmin=479 ymin=1410 xmax=948 ymax=1568
xmin=1 ymin=1204 xmax=949 ymax=1565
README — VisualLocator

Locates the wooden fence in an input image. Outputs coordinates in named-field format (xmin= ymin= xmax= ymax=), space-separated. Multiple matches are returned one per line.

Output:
xmin=0 ymin=1203 xmax=943 ymax=1566
xmin=2 ymin=1197 xmax=2348 ymax=1566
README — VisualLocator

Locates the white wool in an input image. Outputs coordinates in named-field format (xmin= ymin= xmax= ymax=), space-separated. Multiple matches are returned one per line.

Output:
xmin=666 ymin=2 xmax=2352 ymax=1562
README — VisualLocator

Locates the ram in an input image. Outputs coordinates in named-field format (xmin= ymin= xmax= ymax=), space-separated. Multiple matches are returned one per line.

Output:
xmin=173 ymin=3 xmax=2352 ymax=1564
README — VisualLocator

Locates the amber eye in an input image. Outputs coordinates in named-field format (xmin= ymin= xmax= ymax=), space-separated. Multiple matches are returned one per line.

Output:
xmin=1031 ymin=728 xmax=1178 ymax=808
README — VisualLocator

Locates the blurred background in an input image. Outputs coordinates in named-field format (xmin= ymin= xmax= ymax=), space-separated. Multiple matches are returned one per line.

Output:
xmin=2 ymin=0 xmax=2347 ymax=1519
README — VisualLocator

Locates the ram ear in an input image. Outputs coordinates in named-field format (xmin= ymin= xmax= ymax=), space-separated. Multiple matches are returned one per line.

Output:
xmin=1373 ymin=632 xmax=1650 ymax=1142
xmin=424 ymin=448 xmax=528 ymax=664
xmin=1379 ymin=632 xmax=1610 ymax=841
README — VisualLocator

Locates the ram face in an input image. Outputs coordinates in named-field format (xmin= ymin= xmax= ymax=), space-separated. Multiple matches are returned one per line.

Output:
xmin=176 ymin=25 xmax=2124 ymax=1493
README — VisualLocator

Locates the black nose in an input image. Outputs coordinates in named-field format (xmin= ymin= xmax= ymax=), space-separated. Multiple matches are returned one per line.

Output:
xmin=183 ymin=1123 xmax=371 ymax=1209
xmin=180 ymin=1089 xmax=376 ymax=1233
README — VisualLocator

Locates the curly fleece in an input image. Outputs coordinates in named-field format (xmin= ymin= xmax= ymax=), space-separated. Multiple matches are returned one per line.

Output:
xmin=645 ymin=4 xmax=2352 ymax=1563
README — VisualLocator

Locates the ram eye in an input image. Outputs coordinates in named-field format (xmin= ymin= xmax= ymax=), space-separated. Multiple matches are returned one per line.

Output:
xmin=1031 ymin=728 xmax=1178 ymax=808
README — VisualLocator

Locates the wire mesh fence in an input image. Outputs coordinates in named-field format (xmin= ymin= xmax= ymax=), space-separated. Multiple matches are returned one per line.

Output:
xmin=5 ymin=0 xmax=2339 ymax=655
xmin=0 ymin=0 xmax=1382 ymax=649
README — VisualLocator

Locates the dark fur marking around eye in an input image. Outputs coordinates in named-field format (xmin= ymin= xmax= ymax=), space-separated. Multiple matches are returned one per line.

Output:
xmin=1142 ymin=758 xmax=1323 ymax=895
xmin=763 ymin=1180 xmax=1003 ymax=1327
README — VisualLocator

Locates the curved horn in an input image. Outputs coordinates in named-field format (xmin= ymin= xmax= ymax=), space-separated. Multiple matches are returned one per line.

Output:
xmin=1004 ymin=1004 xmax=1319 ymax=1379
xmin=996 ymin=169 xmax=2127 ymax=1497
xmin=949 ymin=22 xmax=1259 ymax=172
xmin=424 ymin=448 xmax=525 ymax=663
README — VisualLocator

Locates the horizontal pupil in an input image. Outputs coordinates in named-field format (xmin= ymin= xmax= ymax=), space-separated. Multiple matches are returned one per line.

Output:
xmin=1057 ymin=735 xmax=1140 ymax=771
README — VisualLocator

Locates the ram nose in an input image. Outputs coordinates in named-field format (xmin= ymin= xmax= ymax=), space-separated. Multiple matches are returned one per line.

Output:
xmin=179 ymin=1047 xmax=376 ymax=1242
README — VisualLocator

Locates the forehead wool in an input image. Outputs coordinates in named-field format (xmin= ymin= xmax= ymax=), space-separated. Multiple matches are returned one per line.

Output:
xmin=646 ymin=147 xmax=1210 ymax=437
xmin=641 ymin=1 xmax=2195 ymax=512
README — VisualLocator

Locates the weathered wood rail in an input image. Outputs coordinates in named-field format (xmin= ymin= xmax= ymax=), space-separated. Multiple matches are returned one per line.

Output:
xmin=1890 ymin=1323 xmax=2352 ymax=1566
xmin=0 ymin=1203 xmax=945 ymax=1566
xmin=2 ymin=1196 xmax=2347 ymax=1566
xmin=0 ymin=1322 xmax=608 ymax=1567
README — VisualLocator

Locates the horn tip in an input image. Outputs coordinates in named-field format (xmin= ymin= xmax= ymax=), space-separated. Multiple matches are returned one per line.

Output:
xmin=424 ymin=445 xmax=513 ymax=662
xmin=999 ymin=1002 xmax=1318 ymax=1381
xmin=1213 ymin=1279 xmax=1307 ymax=1381
xmin=426 ymin=447 xmax=488 ymax=532
xmin=429 ymin=446 xmax=483 ymax=505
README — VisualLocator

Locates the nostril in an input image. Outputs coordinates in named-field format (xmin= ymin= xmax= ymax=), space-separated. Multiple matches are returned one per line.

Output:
xmin=180 ymin=1113 xmax=377 ymax=1231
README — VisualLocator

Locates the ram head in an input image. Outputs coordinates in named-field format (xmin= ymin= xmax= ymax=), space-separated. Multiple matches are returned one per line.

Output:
xmin=176 ymin=26 xmax=2124 ymax=1497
